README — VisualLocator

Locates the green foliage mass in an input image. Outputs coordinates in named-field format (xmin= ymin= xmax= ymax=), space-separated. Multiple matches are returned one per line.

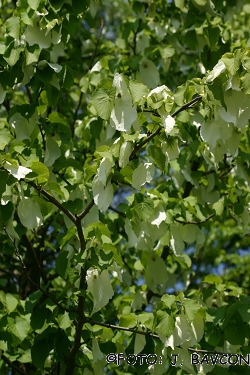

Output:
xmin=1 ymin=0 xmax=250 ymax=374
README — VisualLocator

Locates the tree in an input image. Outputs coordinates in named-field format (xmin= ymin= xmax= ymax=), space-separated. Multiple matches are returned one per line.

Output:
xmin=0 ymin=0 xmax=250 ymax=374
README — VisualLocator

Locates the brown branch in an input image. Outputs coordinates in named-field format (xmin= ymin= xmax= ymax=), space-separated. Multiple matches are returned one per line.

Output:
xmin=65 ymin=218 xmax=87 ymax=375
xmin=174 ymin=213 xmax=215 ymax=225
xmin=38 ymin=122 xmax=46 ymax=151
xmin=53 ymin=169 xmax=72 ymax=186
xmin=26 ymin=180 xmax=76 ymax=224
xmin=1 ymin=354 xmax=27 ymax=375
xmin=87 ymin=318 xmax=237 ymax=356
xmin=76 ymin=199 xmax=95 ymax=221
xmin=86 ymin=318 xmax=159 ymax=339
xmin=129 ymin=95 xmax=202 ymax=160
xmin=3 ymin=225 xmax=77 ymax=314
xmin=108 ymin=206 xmax=126 ymax=218
xmin=71 ymin=91 xmax=83 ymax=137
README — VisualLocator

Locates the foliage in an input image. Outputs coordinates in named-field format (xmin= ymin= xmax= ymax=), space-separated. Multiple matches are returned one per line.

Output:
xmin=0 ymin=0 xmax=250 ymax=374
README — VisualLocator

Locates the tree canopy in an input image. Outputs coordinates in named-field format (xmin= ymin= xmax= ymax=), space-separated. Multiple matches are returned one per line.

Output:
xmin=1 ymin=0 xmax=250 ymax=374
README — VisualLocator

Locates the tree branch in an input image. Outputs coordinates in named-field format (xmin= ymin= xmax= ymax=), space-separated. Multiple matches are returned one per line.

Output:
xmin=174 ymin=213 xmax=215 ymax=225
xmin=3 ymin=225 xmax=77 ymax=314
xmin=108 ymin=206 xmax=126 ymax=218
xmin=86 ymin=318 xmax=232 ymax=355
xmin=86 ymin=318 xmax=159 ymax=339
xmin=26 ymin=180 xmax=76 ymax=224
xmin=76 ymin=199 xmax=95 ymax=221
xmin=65 ymin=218 xmax=87 ymax=375
xmin=53 ymin=169 xmax=72 ymax=186
xmin=86 ymin=318 xmax=237 ymax=356
xmin=129 ymin=95 xmax=202 ymax=160
xmin=1 ymin=354 xmax=27 ymax=375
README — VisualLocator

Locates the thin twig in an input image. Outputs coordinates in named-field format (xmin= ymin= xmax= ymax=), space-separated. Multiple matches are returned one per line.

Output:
xmin=129 ymin=95 xmax=202 ymax=160
xmin=174 ymin=213 xmax=215 ymax=225
xmin=26 ymin=180 xmax=76 ymax=223
xmin=53 ymin=169 xmax=72 ymax=186
xmin=87 ymin=318 xmax=237 ymax=356
xmin=1 ymin=354 xmax=27 ymax=375
xmin=108 ymin=206 xmax=126 ymax=218
xmin=38 ymin=123 xmax=46 ymax=151
xmin=86 ymin=318 xmax=159 ymax=339
xmin=77 ymin=199 xmax=95 ymax=221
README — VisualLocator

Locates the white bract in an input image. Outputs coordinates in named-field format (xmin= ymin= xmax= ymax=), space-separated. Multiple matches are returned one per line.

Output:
xmin=206 ymin=60 xmax=226 ymax=83
xmin=5 ymin=162 xmax=32 ymax=180
xmin=86 ymin=268 xmax=114 ymax=315
xmin=92 ymin=176 xmax=113 ymax=212
xmin=110 ymin=73 xmax=137 ymax=132
xmin=97 ymin=157 xmax=112 ymax=185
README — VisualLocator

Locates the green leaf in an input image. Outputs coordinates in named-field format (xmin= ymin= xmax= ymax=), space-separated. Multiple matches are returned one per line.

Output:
xmin=25 ymin=44 xmax=41 ymax=65
xmin=31 ymin=340 xmax=50 ymax=368
xmin=31 ymin=307 xmax=51 ymax=333
xmin=221 ymin=51 xmax=241 ymax=75
xmin=17 ymin=197 xmax=43 ymax=229
xmin=224 ymin=319 xmax=245 ymax=345
xmin=161 ymin=294 xmax=175 ymax=308
xmin=0 ymin=129 xmax=11 ymax=150
xmin=4 ymin=41 xmax=21 ymax=66
xmin=156 ymin=311 xmax=175 ymax=337
xmin=58 ymin=312 xmax=71 ymax=330
xmin=71 ymin=0 xmax=89 ymax=13
xmin=148 ymin=145 xmax=166 ymax=171
xmin=183 ymin=298 xmax=200 ymax=321
xmin=9 ymin=112 xmax=35 ymax=142
xmin=30 ymin=161 xmax=49 ymax=184
xmin=0 ymin=170 xmax=8 ymax=199
xmin=6 ymin=294 xmax=18 ymax=313
xmin=6 ymin=17 xmax=20 ymax=39
xmin=175 ymin=0 xmax=185 ymax=9
xmin=240 ymin=72 xmax=250 ymax=94
xmin=159 ymin=45 xmax=175 ymax=59
xmin=131 ymin=194 xmax=155 ymax=220
xmin=60 ymin=226 xmax=77 ymax=248
xmin=205 ymin=322 xmax=221 ymax=346
xmin=119 ymin=314 xmax=137 ymax=328
xmin=193 ymin=0 xmax=207 ymax=5
xmin=44 ymin=135 xmax=61 ymax=167
xmin=203 ymin=274 xmax=222 ymax=284
xmin=91 ymin=87 xmax=115 ymax=120
xmin=212 ymin=197 xmax=224 ymax=215
xmin=132 ymin=163 xmax=155 ymax=189
xmin=27 ymin=0 xmax=40 ymax=10
xmin=128 ymin=79 xmax=148 ymax=103
xmin=9 ymin=317 xmax=30 ymax=341
xmin=56 ymin=251 xmax=69 ymax=279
